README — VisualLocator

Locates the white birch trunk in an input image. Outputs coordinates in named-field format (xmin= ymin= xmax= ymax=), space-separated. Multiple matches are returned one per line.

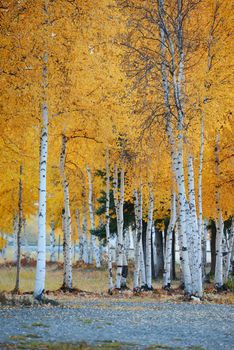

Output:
xmin=214 ymin=133 xmax=223 ymax=288
xmin=202 ymin=219 xmax=208 ymax=280
xmin=187 ymin=155 xmax=203 ymax=296
xmin=139 ymin=239 xmax=146 ymax=287
xmin=105 ymin=148 xmax=113 ymax=293
xmin=152 ymin=223 xmax=157 ymax=280
xmin=13 ymin=215 xmax=18 ymax=263
xmin=163 ymin=192 xmax=176 ymax=289
xmin=14 ymin=165 xmax=23 ymax=293
xmin=133 ymin=228 xmax=139 ymax=289
xmin=86 ymin=165 xmax=101 ymax=267
xmin=133 ymin=189 xmax=141 ymax=290
xmin=176 ymin=197 xmax=184 ymax=287
xmin=62 ymin=209 xmax=67 ymax=285
xmin=82 ymin=182 xmax=89 ymax=264
xmin=186 ymin=200 xmax=196 ymax=293
xmin=121 ymin=231 xmax=128 ymax=288
xmin=60 ymin=134 xmax=72 ymax=289
xmin=75 ymin=209 xmax=83 ymax=261
xmin=1 ymin=233 xmax=7 ymax=259
xmin=34 ymin=0 xmax=49 ymax=297
xmin=49 ymin=221 xmax=56 ymax=262
xmin=162 ymin=230 xmax=166 ymax=263
xmin=223 ymin=218 xmax=234 ymax=282
xmin=34 ymin=85 xmax=48 ymax=298
xmin=146 ymin=188 xmax=154 ymax=289
xmin=113 ymin=165 xmax=125 ymax=289
xmin=176 ymin=144 xmax=192 ymax=295
xmin=198 ymin=114 xmax=204 ymax=281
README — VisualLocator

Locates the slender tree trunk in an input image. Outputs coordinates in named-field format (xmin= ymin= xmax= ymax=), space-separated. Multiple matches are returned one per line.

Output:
xmin=163 ymin=192 xmax=176 ymax=289
xmin=133 ymin=229 xmax=140 ymax=290
xmin=22 ymin=218 xmax=28 ymax=256
xmin=210 ymin=221 xmax=217 ymax=277
xmin=60 ymin=134 xmax=72 ymax=290
xmin=58 ymin=234 xmax=61 ymax=262
xmin=176 ymin=144 xmax=192 ymax=295
xmin=121 ymin=231 xmax=128 ymax=288
xmin=139 ymin=238 xmax=146 ymax=287
xmin=152 ymin=223 xmax=156 ymax=281
xmin=49 ymin=221 xmax=56 ymax=262
xmin=214 ymin=133 xmax=223 ymax=289
xmin=105 ymin=148 xmax=113 ymax=293
xmin=187 ymin=155 xmax=203 ymax=296
xmin=146 ymin=188 xmax=154 ymax=289
xmin=86 ymin=165 xmax=100 ymax=267
xmin=133 ymin=187 xmax=143 ymax=289
xmin=231 ymin=234 xmax=234 ymax=277
xmin=34 ymin=1 xmax=49 ymax=298
xmin=34 ymin=95 xmax=48 ymax=298
xmin=113 ymin=165 xmax=125 ymax=289
xmin=186 ymin=200 xmax=195 ymax=292
xmin=82 ymin=181 xmax=89 ymax=264
xmin=75 ymin=209 xmax=83 ymax=261
xmin=13 ymin=215 xmax=18 ymax=263
xmin=198 ymin=114 xmax=204 ymax=278
xmin=133 ymin=189 xmax=141 ymax=290
xmin=176 ymin=199 xmax=184 ymax=288
xmin=223 ymin=218 xmax=234 ymax=282
xmin=14 ymin=165 xmax=23 ymax=293
xmin=172 ymin=228 xmax=176 ymax=280
xmin=62 ymin=209 xmax=67 ymax=286
xmin=202 ymin=219 xmax=208 ymax=280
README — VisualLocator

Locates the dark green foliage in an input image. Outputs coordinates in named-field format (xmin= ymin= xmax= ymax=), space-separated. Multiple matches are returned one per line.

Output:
xmin=91 ymin=171 xmax=135 ymax=243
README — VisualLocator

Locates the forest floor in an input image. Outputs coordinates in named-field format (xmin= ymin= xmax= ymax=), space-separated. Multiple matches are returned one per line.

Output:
xmin=0 ymin=262 xmax=234 ymax=350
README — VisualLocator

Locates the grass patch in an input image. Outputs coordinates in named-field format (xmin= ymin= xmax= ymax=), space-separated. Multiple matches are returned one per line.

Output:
xmin=81 ymin=318 xmax=93 ymax=324
xmin=0 ymin=264 xmax=180 ymax=294
xmin=145 ymin=345 xmax=173 ymax=350
xmin=224 ymin=278 xmax=234 ymax=291
xmin=25 ymin=334 xmax=42 ymax=339
xmin=96 ymin=341 xmax=136 ymax=349
xmin=31 ymin=323 xmax=49 ymax=328
xmin=1 ymin=341 xmax=138 ymax=350
xmin=9 ymin=335 xmax=28 ymax=341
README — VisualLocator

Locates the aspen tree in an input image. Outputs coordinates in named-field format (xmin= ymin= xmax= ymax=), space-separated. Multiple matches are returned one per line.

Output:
xmin=60 ymin=133 xmax=72 ymax=289
xmin=13 ymin=165 xmax=23 ymax=294
xmin=82 ymin=178 xmax=89 ymax=264
xmin=105 ymin=148 xmax=113 ymax=293
xmin=86 ymin=164 xmax=101 ymax=267
xmin=157 ymin=0 xmax=192 ymax=294
xmin=214 ymin=133 xmax=223 ymax=289
xmin=13 ymin=215 xmax=18 ymax=264
xmin=163 ymin=192 xmax=176 ymax=289
xmin=223 ymin=218 xmax=234 ymax=283
xmin=113 ymin=165 xmax=125 ymax=289
xmin=34 ymin=0 xmax=49 ymax=300
xmin=75 ymin=209 xmax=84 ymax=261
xmin=145 ymin=187 xmax=154 ymax=290
xmin=133 ymin=189 xmax=141 ymax=290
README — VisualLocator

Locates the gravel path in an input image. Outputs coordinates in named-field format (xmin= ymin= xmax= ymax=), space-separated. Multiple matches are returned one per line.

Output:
xmin=0 ymin=300 xmax=233 ymax=349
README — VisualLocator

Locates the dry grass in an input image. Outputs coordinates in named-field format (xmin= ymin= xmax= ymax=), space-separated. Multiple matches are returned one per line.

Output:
xmin=0 ymin=263 xmax=233 ymax=305
xmin=0 ymin=264 xmax=112 ymax=293
xmin=0 ymin=261 xmax=174 ymax=294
